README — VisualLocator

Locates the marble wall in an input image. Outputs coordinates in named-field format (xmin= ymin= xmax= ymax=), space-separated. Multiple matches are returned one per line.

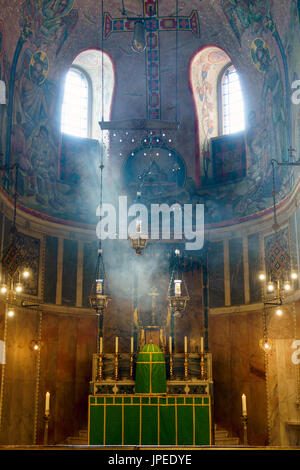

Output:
xmin=210 ymin=310 xmax=268 ymax=446
xmin=0 ymin=303 xmax=97 ymax=445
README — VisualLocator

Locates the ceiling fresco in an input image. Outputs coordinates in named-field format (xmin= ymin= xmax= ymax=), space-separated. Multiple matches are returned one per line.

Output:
xmin=0 ymin=0 xmax=298 ymax=228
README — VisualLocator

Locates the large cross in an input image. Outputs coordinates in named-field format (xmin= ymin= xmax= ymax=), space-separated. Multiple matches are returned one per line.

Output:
xmin=103 ymin=0 xmax=200 ymax=122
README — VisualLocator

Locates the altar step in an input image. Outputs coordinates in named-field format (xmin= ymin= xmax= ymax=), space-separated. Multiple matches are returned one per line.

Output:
xmin=64 ymin=429 xmax=88 ymax=445
xmin=214 ymin=425 xmax=240 ymax=446
xmin=63 ymin=427 xmax=240 ymax=446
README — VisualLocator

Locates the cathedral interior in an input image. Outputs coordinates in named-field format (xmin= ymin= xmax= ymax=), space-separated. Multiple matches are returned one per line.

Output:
xmin=0 ymin=0 xmax=300 ymax=450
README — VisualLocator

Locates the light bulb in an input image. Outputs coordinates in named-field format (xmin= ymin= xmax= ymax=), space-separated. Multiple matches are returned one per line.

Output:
xmin=267 ymin=282 xmax=274 ymax=292
xmin=258 ymin=273 xmax=266 ymax=281
xmin=291 ymin=271 xmax=298 ymax=280
xmin=15 ymin=283 xmax=23 ymax=293
xmin=284 ymin=281 xmax=291 ymax=291
xmin=23 ymin=269 xmax=30 ymax=278
xmin=8 ymin=309 xmax=14 ymax=317
xmin=264 ymin=342 xmax=270 ymax=350
xmin=34 ymin=343 xmax=39 ymax=351
xmin=276 ymin=308 xmax=283 ymax=316
xmin=0 ymin=284 xmax=7 ymax=294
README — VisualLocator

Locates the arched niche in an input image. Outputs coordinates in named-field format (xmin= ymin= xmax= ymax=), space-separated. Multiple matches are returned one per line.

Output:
xmin=190 ymin=46 xmax=232 ymax=183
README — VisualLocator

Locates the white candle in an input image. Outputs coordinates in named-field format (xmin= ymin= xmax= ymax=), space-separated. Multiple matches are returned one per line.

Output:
xmin=184 ymin=336 xmax=187 ymax=353
xmin=100 ymin=336 xmax=103 ymax=354
xmin=45 ymin=392 xmax=50 ymax=415
xmin=130 ymin=337 xmax=133 ymax=353
xmin=200 ymin=337 xmax=204 ymax=354
xmin=169 ymin=336 xmax=172 ymax=354
xmin=242 ymin=394 xmax=247 ymax=416
xmin=174 ymin=280 xmax=181 ymax=296
xmin=115 ymin=336 xmax=118 ymax=353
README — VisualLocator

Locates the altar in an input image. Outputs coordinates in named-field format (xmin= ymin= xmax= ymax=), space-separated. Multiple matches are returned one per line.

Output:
xmin=88 ymin=343 xmax=213 ymax=446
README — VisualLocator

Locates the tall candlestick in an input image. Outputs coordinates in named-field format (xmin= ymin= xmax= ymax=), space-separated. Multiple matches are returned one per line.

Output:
xmin=184 ymin=336 xmax=187 ymax=353
xmin=200 ymin=337 xmax=204 ymax=354
xmin=242 ymin=394 xmax=247 ymax=416
xmin=115 ymin=336 xmax=118 ymax=353
xmin=169 ymin=336 xmax=172 ymax=354
xmin=130 ymin=336 xmax=134 ymax=353
xmin=100 ymin=336 xmax=103 ymax=354
xmin=45 ymin=392 xmax=50 ymax=416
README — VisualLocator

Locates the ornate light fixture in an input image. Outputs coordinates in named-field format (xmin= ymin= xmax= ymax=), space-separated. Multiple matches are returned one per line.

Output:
xmin=132 ymin=19 xmax=146 ymax=53
xmin=129 ymin=216 xmax=148 ymax=255
xmin=167 ymin=249 xmax=190 ymax=318
xmin=89 ymin=155 xmax=110 ymax=344
xmin=121 ymin=0 xmax=154 ymax=53
xmin=0 ymin=163 xmax=32 ymax=315
xmin=259 ymin=307 xmax=274 ymax=354
xmin=89 ymin=247 xmax=110 ymax=316
xmin=258 ymin=151 xmax=300 ymax=306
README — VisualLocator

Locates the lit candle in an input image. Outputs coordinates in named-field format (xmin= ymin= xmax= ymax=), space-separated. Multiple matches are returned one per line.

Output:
xmin=45 ymin=392 xmax=50 ymax=416
xmin=184 ymin=336 xmax=187 ymax=353
xmin=169 ymin=336 xmax=172 ymax=354
xmin=130 ymin=337 xmax=133 ymax=353
xmin=100 ymin=336 xmax=103 ymax=354
xmin=242 ymin=394 xmax=247 ymax=416
xmin=96 ymin=279 xmax=103 ymax=294
xmin=200 ymin=337 xmax=204 ymax=354
xmin=115 ymin=336 xmax=118 ymax=354
xmin=174 ymin=280 xmax=181 ymax=296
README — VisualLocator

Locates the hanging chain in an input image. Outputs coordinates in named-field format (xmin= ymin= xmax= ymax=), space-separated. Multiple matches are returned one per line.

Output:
xmin=33 ymin=310 xmax=43 ymax=444
xmin=0 ymin=306 xmax=8 ymax=432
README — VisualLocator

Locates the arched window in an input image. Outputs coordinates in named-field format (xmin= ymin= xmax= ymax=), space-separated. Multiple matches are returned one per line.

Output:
xmin=61 ymin=49 xmax=114 ymax=142
xmin=61 ymin=67 xmax=90 ymax=138
xmin=220 ymin=65 xmax=245 ymax=135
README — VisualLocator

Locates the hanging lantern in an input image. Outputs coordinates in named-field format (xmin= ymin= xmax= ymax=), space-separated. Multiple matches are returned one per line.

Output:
xmin=132 ymin=19 xmax=146 ymax=53
xmin=167 ymin=250 xmax=189 ymax=318
xmin=89 ymin=249 xmax=110 ymax=314
xmin=129 ymin=219 xmax=148 ymax=255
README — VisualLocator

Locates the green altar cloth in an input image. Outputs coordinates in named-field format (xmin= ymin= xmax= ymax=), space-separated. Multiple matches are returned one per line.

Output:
xmin=88 ymin=395 xmax=212 ymax=445
xmin=135 ymin=344 xmax=166 ymax=395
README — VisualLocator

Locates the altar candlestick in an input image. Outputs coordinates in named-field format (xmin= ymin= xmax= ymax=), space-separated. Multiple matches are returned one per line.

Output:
xmin=169 ymin=336 xmax=172 ymax=354
xmin=45 ymin=392 xmax=50 ymax=416
xmin=100 ymin=336 xmax=103 ymax=354
xmin=200 ymin=337 xmax=204 ymax=354
xmin=130 ymin=337 xmax=133 ymax=353
xmin=115 ymin=336 xmax=118 ymax=353
xmin=242 ymin=394 xmax=247 ymax=416
xmin=184 ymin=336 xmax=187 ymax=353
